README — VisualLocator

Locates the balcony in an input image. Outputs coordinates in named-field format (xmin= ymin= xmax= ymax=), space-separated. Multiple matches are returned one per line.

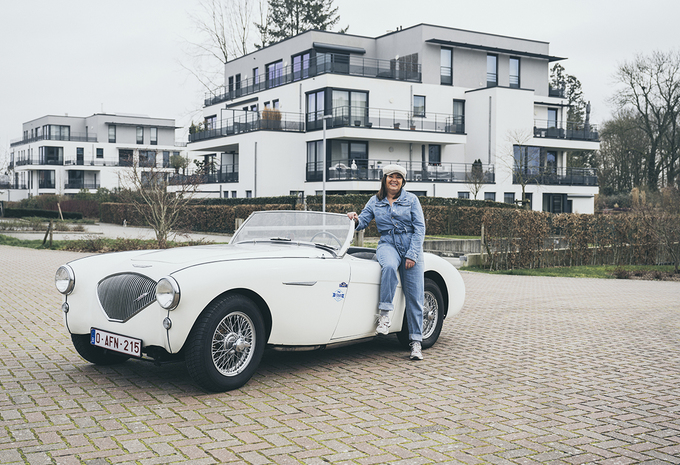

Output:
xmin=308 ymin=106 xmax=465 ymax=134
xmin=306 ymin=159 xmax=494 ymax=183
xmin=65 ymin=181 xmax=101 ymax=190
xmin=14 ymin=156 xmax=64 ymax=166
xmin=168 ymin=165 xmax=239 ymax=185
xmin=534 ymin=120 xmax=599 ymax=141
xmin=204 ymin=53 xmax=422 ymax=107
xmin=513 ymin=167 xmax=598 ymax=186
xmin=189 ymin=111 xmax=304 ymax=143
xmin=10 ymin=132 xmax=98 ymax=147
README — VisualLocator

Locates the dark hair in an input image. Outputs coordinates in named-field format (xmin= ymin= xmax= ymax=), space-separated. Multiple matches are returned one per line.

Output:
xmin=377 ymin=173 xmax=405 ymax=200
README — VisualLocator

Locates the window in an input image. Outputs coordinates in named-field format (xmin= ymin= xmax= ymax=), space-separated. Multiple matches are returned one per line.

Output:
xmin=253 ymin=67 xmax=259 ymax=85
xmin=235 ymin=74 xmax=241 ymax=91
xmin=96 ymin=148 xmax=104 ymax=158
xmin=413 ymin=95 xmax=425 ymax=117
xmin=246 ymin=190 xmax=252 ymax=198
xmin=76 ymin=147 xmax=84 ymax=165
xmin=205 ymin=115 xmax=217 ymax=130
xmin=509 ymin=57 xmax=520 ymax=88
xmin=306 ymin=140 xmax=324 ymax=181
xmin=228 ymin=76 xmax=234 ymax=92
xmin=487 ymin=54 xmax=498 ymax=87
xmin=119 ymin=149 xmax=133 ymax=166
xmin=272 ymin=99 xmax=279 ymax=109
xmin=428 ymin=145 xmax=441 ymax=165
xmin=250 ymin=104 xmax=258 ymax=111
xmin=484 ymin=192 xmax=496 ymax=202
xmin=231 ymin=191 xmax=237 ymax=198
xmin=548 ymin=108 xmax=558 ymax=128
xmin=453 ymin=100 xmax=465 ymax=133
xmin=293 ymin=52 xmax=311 ymax=81
xmin=39 ymin=146 xmax=63 ymax=165
xmin=150 ymin=127 xmax=157 ymax=145
xmin=440 ymin=48 xmax=452 ymax=85
xmin=545 ymin=151 xmax=557 ymax=174
xmin=136 ymin=126 xmax=144 ymax=144
xmin=458 ymin=192 xmax=470 ymax=199
xmin=108 ymin=125 xmax=116 ymax=143
xmin=306 ymin=90 xmax=325 ymax=129
xmin=163 ymin=151 xmax=170 ymax=168
xmin=38 ymin=170 xmax=55 ymax=189
xmin=139 ymin=150 xmax=156 ymax=167
xmin=522 ymin=192 xmax=533 ymax=208
xmin=330 ymin=140 xmax=368 ymax=170
xmin=504 ymin=192 xmax=515 ymax=204
xmin=265 ymin=60 xmax=283 ymax=88
xmin=329 ymin=89 xmax=367 ymax=127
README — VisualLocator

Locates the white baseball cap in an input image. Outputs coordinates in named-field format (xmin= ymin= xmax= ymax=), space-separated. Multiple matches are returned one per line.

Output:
xmin=382 ymin=164 xmax=407 ymax=178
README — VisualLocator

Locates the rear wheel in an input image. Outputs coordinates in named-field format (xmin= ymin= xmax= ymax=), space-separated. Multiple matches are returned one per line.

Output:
xmin=185 ymin=294 xmax=265 ymax=392
xmin=397 ymin=277 xmax=444 ymax=349
xmin=71 ymin=334 xmax=130 ymax=365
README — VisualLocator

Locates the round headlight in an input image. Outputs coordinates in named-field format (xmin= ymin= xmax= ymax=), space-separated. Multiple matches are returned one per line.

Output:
xmin=156 ymin=276 xmax=180 ymax=310
xmin=55 ymin=265 xmax=75 ymax=295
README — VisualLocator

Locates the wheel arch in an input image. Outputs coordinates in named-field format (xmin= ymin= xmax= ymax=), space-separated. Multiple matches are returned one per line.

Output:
xmin=425 ymin=270 xmax=448 ymax=319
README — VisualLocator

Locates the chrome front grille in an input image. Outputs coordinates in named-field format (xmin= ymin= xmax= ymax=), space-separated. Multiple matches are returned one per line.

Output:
xmin=97 ymin=273 xmax=157 ymax=322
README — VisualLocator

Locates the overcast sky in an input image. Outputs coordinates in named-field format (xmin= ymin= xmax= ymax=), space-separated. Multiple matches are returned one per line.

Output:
xmin=2 ymin=0 xmax=679 ymax=169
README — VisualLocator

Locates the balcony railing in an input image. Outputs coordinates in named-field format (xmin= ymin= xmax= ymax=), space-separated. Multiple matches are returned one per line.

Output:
xmin=307 ymin=106 xmax=465 ymax=134
xmin=189 ymin=111 xmax=304 ymax=143
xmin=168 ymin=165 xmax=239 ymax=185
xmin=14 ymin=156 xmax=64 ymax=166
xmin=549 ymin=86 xmax=565 ymax=98
xmin=64 ymin=182 xmax=101 ymax=190
xmin=306 ymin=159 xmax=494 ymax=183
xmin=10 ymin=132 xmax=98 ymax=147
xmin=534 ymin=120 xmax=599 ymax=141
xmin=205 ymin=53 xmax=422 ymax=106
xmin=513 ymin=167 xmax=598 ymax=186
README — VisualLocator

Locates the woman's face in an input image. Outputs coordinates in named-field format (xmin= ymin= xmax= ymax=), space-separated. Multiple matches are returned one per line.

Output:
xmin=385 ymin=173 xmax=404 ymax=197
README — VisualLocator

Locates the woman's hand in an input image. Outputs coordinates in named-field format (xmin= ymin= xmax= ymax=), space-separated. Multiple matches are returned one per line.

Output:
xmin=405 ymin=259 xmax=416 ymax=269
xmin=347 ymin=212 xmax=358 ymax=222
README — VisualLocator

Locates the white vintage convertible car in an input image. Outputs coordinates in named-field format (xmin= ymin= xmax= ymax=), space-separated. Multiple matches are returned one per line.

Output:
xmin=55 ymin=211 xmax=465 ymax=391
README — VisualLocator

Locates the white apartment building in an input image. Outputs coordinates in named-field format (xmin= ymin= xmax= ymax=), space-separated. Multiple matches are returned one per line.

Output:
xmin=9 ymin=113 xmax=186 ymax=197
xmin=188 ymin=23 xmax=599 ymax=213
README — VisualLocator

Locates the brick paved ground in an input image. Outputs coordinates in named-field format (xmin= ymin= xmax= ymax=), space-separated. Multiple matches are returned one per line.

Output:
xmin=1 ymin=244 xmax=679 ymax=464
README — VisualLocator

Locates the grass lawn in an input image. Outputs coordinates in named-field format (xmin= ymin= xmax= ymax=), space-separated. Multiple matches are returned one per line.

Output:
xmin=461 ymin=264 xmax=677 ymax=279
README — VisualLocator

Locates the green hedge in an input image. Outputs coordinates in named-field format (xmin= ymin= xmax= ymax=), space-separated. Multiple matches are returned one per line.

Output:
xmin=3 ymin=208 xmax=83 ymax=220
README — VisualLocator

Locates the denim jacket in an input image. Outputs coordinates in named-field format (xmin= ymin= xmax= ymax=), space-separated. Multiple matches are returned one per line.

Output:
xmin=355 ymin=189 xmax=426 ymax=263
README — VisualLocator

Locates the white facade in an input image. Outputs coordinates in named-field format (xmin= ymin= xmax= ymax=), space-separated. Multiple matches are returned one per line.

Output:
xmin=9 ymin=114 xmax=186 ymax=197
xmin=189 ymin=24 xmax=599 ymax=213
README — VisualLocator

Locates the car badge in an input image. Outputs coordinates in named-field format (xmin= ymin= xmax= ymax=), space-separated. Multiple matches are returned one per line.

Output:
xmin=339 ymin=282 xmax=348 ymax=288
xmin=133 ymin=291 xmax=150 ymax=303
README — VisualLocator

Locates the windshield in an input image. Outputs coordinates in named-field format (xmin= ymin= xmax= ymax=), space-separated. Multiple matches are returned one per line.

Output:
xmin=230 ymin=210 xmax=354 ymax=254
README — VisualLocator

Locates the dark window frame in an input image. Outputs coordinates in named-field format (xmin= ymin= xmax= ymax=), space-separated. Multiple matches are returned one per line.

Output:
xmin=440 ymin=47 xmax=453 ymax=85
xmin=509 ymin=57 xmax=520 ymax=88
xmin=413 ymin=95 xmax=426 ymax=118
xmin=487 ymin=54 xmax=498 ymax=87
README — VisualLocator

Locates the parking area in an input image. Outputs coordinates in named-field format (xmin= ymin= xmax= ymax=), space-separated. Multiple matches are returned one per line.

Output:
xmin=1 ymin=244 xmax=680 ymax=464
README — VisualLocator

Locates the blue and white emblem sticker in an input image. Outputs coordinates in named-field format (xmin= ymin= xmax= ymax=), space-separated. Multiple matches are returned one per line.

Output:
xmin=332 ymin=289 xmax=345 ymax=302
xmin=339 ymin=282 xmax=348 ymax=288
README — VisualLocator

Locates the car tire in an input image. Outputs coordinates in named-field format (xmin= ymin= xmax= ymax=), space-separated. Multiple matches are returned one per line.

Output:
xmin=71 ymin=333 xmax=130 ymax=365
xmin=397 ymin=277 xmax=444 ymax=350
xmin=185 ymin=294 xmax=265 ymax=392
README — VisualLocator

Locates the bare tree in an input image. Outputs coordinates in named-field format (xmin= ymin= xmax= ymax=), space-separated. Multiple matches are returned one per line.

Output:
xmin=634 ymin=187 xmax=680 ymax=273
xmin=118 ymin=151 xmax=200 ymax=248
xmin=183 ymin=0 xmax=267 ymax=92
xmin=611 ymin=50 xmax=680 ymax=191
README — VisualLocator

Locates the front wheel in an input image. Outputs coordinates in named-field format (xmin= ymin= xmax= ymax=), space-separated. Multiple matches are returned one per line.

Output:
xmin=185 ymin=294 xmax=265 ymax=392
xmin=71 ymin=334 xmax=130 ymax=365
xmin=397 ymin=277 xmax=445 ymax=349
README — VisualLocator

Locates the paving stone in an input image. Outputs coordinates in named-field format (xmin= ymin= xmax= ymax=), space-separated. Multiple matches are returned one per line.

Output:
xmin=2 ymin=245 xmax=680 ymax=463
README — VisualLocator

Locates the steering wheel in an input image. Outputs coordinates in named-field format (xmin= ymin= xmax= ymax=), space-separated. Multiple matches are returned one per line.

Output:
xmin=310 ymin=231 xmax=343 ymax=248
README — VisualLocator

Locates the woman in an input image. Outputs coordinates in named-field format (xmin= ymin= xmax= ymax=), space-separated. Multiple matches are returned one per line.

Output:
xmin=347 ymin=165 xmax=426 ymax=360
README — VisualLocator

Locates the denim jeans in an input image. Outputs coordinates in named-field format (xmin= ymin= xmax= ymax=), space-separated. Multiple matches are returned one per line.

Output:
xmin=377 ymin=238 xmax=424 ymax=342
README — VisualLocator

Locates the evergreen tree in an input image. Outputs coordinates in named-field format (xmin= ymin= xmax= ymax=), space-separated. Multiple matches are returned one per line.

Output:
xmin=256 ymin=0 xmax=344 ymax=47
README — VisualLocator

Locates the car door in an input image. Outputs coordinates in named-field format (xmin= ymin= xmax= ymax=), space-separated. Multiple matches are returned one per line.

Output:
xmin=331 ymin=255 xmax=404 ymax=340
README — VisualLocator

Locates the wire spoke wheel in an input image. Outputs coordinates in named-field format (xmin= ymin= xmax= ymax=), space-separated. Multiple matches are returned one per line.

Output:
xmin=211 ymin=311 xmax=255 ymax=376
xmin=422 ymin=290 xmax=439 ymax=340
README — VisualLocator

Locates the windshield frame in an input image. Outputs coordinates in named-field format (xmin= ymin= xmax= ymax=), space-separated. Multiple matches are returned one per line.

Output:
xmin=230 ymin=210 xmax=355 ymax=257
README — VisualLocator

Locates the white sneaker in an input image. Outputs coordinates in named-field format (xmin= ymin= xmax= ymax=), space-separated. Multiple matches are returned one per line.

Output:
xmin=410 ymin=341 xmax=423 ymax=360
xmin=376 ymin=314 xmax=391 ymax=335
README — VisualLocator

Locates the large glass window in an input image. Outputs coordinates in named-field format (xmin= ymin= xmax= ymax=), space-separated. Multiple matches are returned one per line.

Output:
xmin=306 ymin=140 xmax=324 ymax=181
xmin=139 ymin=150 xmax=156 ymax=168
xmin=487 ymin=54 xmax=498 ymax=87
xmin=332 ymin=89 xmax=367 ymax=126
xmin=428 ymin=145 xmax=441 ymax=165
xmin=509 ymin=57 xmax=520 ymax=88
xmin=150 ymin=127 xmax=157 ymax=145
xmin=413 ymin=95 xmax=425 ymax=117
xmin=108 ymin=125 xmax=116 ymax=143
xmin=306 ymin=90 xmax=325 ymax=130
xmin=136 ymin=126 xmax=144 ymax=144
xmin=38 ymin=170 xmax=55 ymax=189
xmin=330 ymin=140 xmax=368 ymax=169
xmin=504 ymin=192 xmax=515 ymax=204
xmin=453 ymin=100 xmax=465 ymax=133
xmin=266 ymin=60 xmax=283 ymax=88
xmin=548 ymin=108 xmax=558 ymax=128
xmin=440 ymin=48 xmax=452 ymax=85
xmin=119 ymin=149 xmax=133 ymax=166
xmin=39 ymin=146 xmax=63 ymax=165
xmin=293 ymin=52 xmax=311 ymax=81
xmin=252 ymin=67 xmax=259 ymax=85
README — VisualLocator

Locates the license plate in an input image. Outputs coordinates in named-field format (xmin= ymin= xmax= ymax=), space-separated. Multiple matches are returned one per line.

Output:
xmin=90 ymin=328 xmax=142 ymax=358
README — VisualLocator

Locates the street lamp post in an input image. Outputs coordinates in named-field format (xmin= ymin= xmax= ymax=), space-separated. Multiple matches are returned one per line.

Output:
xmin=322 ymin=115 xmax=332 ymax=212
